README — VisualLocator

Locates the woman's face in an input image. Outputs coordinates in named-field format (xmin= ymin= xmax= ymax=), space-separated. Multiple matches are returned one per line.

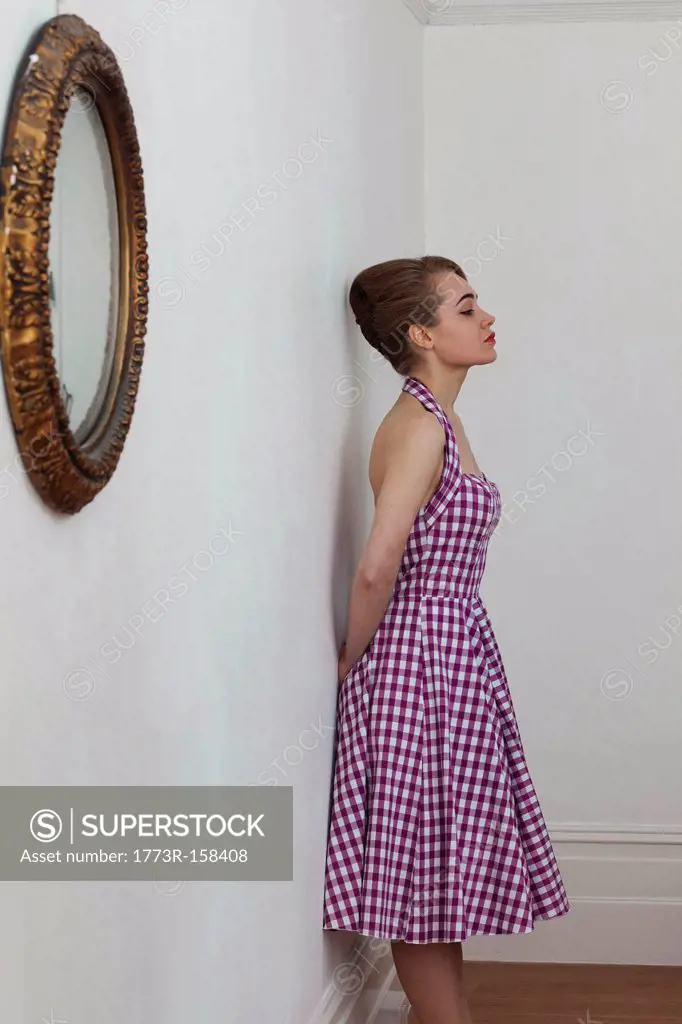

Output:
xmin=416 ymin=271 xmax=497 ymax=367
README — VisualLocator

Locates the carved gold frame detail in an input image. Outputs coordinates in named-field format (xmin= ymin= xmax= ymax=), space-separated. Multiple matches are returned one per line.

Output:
xmin=0 ymin=14 xmax=149 ymax=514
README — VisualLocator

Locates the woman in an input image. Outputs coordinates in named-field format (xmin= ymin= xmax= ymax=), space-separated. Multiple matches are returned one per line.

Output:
xmin=322 ymin=256 xmax=570 ymax=1024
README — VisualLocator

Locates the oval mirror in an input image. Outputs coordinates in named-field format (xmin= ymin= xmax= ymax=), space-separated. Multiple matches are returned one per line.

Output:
xmin=48 ymin=85 xmax=120 ymax=444
xmin=0 ymin=15 xmax=149 ymax=514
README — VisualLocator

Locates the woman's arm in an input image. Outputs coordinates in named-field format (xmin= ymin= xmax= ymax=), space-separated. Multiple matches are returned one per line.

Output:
xmin=342 ymin=412 xmax=444 ymax=671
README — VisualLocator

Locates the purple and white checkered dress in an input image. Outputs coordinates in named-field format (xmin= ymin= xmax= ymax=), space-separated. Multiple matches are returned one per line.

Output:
xmin=322 ymin=375 xmax=570 ymax=943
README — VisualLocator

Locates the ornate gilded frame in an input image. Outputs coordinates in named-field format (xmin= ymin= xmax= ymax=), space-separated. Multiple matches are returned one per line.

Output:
xmin=0 ymin=14 xmax=149 ymax=514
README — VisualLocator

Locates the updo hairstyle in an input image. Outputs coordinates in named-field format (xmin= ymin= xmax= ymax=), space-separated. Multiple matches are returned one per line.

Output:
xmin=348 ymin=255 xmax=466 ymax=376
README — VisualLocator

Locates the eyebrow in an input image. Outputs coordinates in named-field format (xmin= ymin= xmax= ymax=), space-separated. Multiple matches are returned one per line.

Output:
xmin=456 ymin=291 xmax=477 ymax=306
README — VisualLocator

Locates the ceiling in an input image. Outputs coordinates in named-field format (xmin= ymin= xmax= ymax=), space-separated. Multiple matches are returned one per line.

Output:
xmin=401 ymin=0 xmax=682 ymax=24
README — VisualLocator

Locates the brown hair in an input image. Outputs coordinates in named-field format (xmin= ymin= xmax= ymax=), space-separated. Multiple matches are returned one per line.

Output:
xmin=348 ymin=255 xmax=467 ymax=376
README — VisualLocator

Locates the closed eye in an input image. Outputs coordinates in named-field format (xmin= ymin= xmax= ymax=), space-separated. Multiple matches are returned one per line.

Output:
xmin=461 ymin=309 xmax=475 ymax=316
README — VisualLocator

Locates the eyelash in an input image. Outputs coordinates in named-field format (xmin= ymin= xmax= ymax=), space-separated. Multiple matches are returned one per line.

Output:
xmin=462 ymin=309 xmax=475 ymax=316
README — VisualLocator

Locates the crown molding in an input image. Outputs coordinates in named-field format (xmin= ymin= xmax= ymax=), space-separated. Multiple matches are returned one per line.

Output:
xmin=402 ymin=0 xmax=682 ymax=24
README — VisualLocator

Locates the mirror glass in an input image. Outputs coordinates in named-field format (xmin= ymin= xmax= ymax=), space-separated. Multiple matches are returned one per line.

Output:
xmin=48 ymin=85 xmax=119 ymax=442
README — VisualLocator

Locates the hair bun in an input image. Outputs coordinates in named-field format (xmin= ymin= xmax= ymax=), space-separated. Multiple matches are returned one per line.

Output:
xmin=351 ymin=283 xmax=374 ymax=330
xmin=348 ymin=255 xmax=467 ymax=376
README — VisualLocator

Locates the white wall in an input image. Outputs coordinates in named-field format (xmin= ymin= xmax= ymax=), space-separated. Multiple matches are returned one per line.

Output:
xmin=0 ymin=2 xmax=424 ymax=1022
xmin=425 ymin=20 xmax=682 ymax=963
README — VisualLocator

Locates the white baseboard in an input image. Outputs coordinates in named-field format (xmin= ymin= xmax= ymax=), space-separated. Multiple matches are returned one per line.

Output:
xmin=313 ymin=935 xmax=396 ymax=1024
xmin=463 ymin=896 xmax=682 ymax=965
xmin=400 ymin=0 xmax=429 ymax=24
xmin=465 ymin=827 xmax=682 ymax=964
xmin=319 ymin=825 xmax=682 ymax=1020
xmin=322 ymin=896 xmax=682 ymax=1023
xmin=382 ymin=990 xmax=409 ymax=1012
xmin=363 ymin=968 xmax=404 ymax=1024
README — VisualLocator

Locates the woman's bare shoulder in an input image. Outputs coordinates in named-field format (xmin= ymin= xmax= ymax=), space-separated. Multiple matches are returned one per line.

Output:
xmin=368 ymin=395 xmax=442 ymax=498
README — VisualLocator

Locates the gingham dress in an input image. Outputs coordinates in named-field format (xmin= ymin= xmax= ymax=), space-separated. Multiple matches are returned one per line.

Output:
xmin=322 ymin=375 xmax=570 ymax=943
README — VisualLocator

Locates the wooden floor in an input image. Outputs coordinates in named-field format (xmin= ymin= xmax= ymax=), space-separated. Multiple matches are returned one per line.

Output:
xmin=384 ymin=962 xmax=682 ymax=1022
